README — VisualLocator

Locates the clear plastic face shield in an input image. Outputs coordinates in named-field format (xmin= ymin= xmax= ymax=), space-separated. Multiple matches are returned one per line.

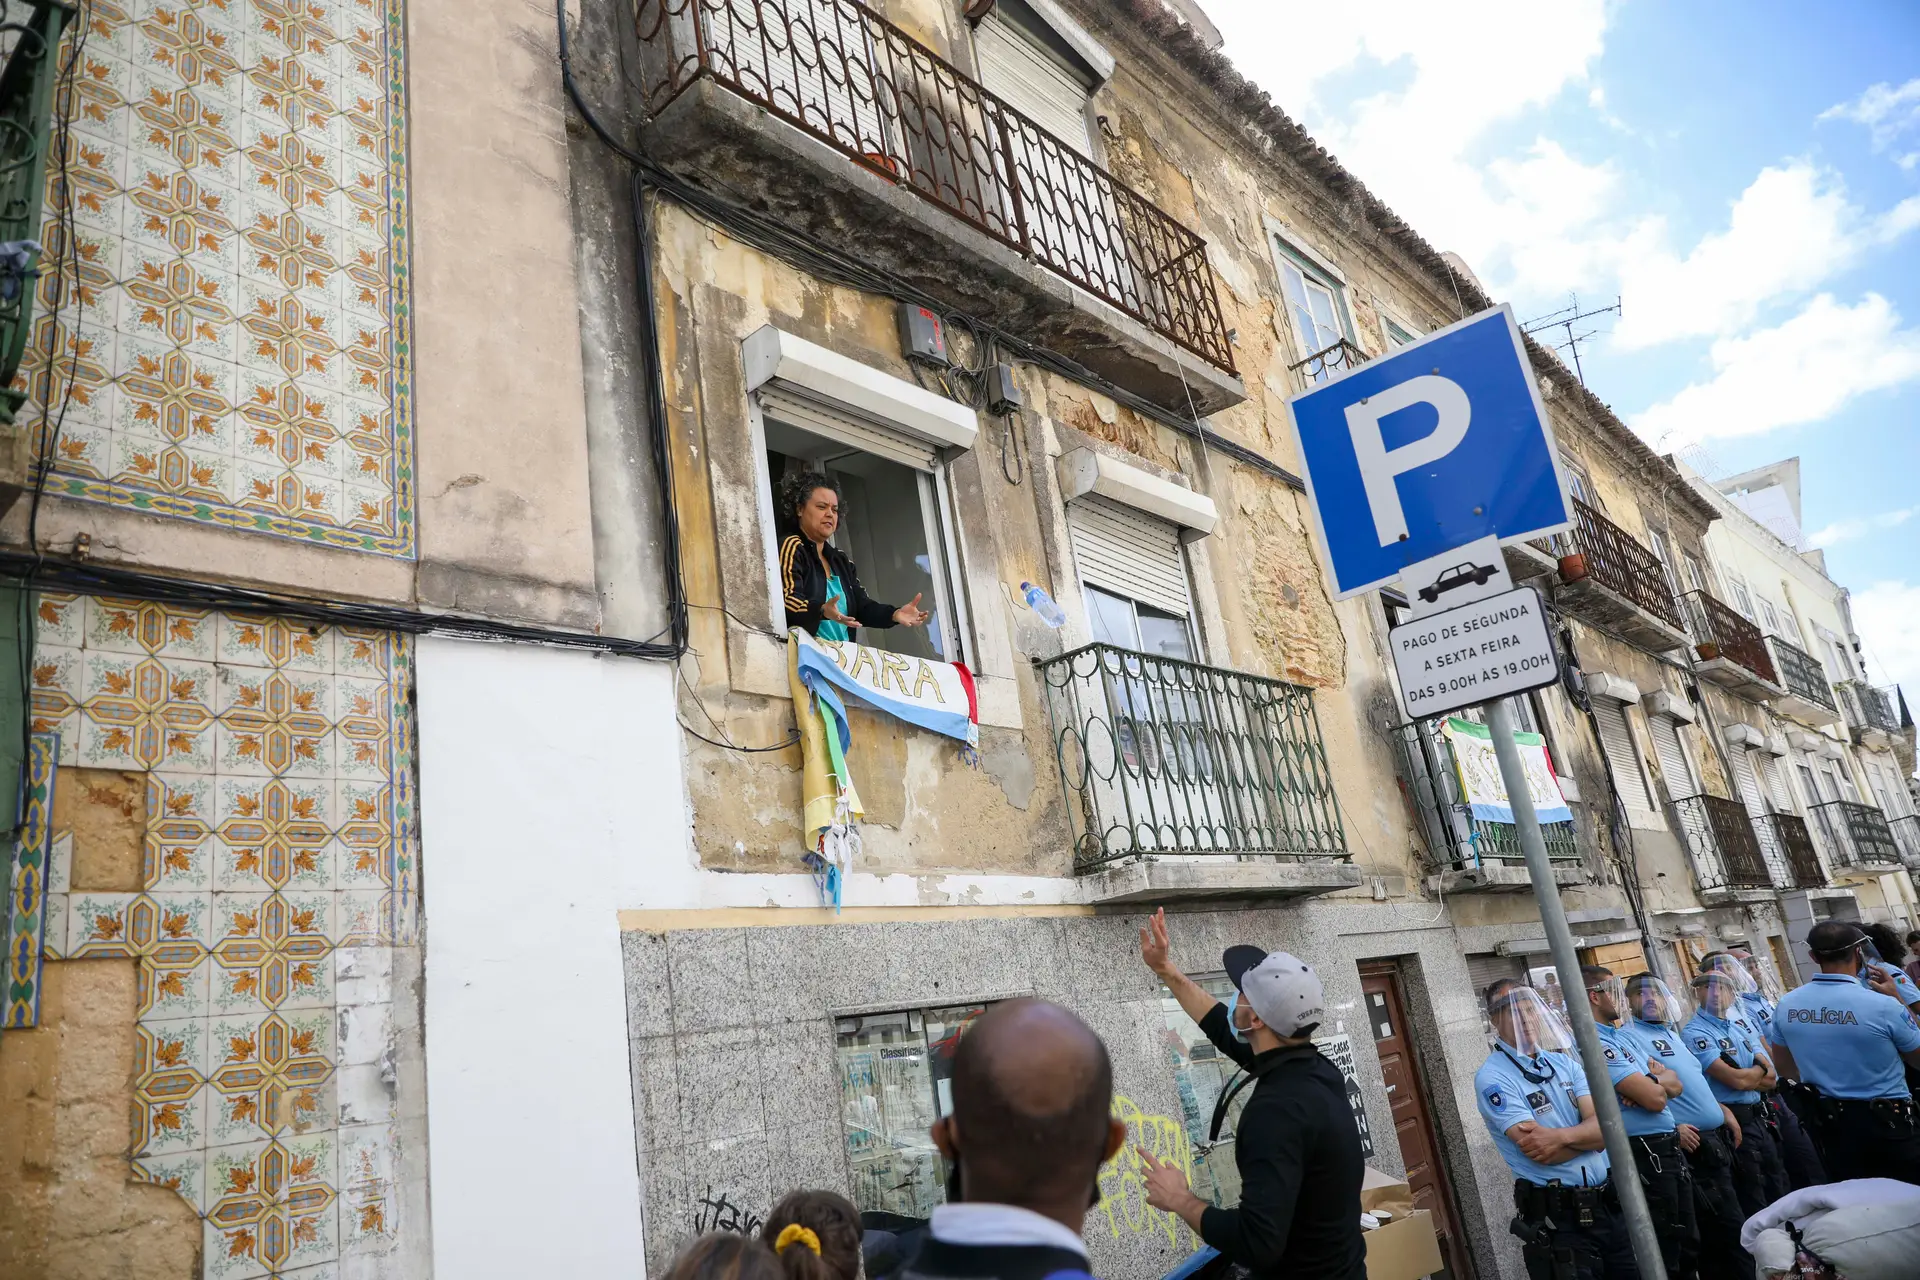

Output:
xmin=1727 ymin=950 xmax=1784 ymax=1005
xmin=1488 ymin=984 xmax=1576 ymax=1059
xmin=1624 ymin=974 xmax=1693 ymax=1031
xmin=1690 ymin=967 xmax=1745 ymax=1019
xmin=1585 ymin=975 xmax=1627 ymax=1025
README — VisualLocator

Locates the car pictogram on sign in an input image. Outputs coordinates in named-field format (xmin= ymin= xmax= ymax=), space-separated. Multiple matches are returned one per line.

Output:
xmin=1417 ymin=561 xmax=1498 ymax=603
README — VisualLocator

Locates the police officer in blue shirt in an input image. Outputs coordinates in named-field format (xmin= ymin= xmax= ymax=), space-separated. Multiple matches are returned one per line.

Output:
xmin=1585 ymin=966 xmax=1692 ymax=1280
xmin=1701 ymin=950 xmax=1826 ymax=1190
xmin=1769 ymin=921 xmax=1920 ymax=1184
xmin=1685 ymin=967 xmax=1788 ymax=1215
xmin=1474 ymin=980 xmax=1636 ymax=1279
xmin=1620 ymin=974 xmax=1749 ymax=1280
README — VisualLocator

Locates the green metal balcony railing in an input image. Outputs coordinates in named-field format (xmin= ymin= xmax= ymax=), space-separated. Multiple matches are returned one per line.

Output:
xmin=1809 ymin=799 xmax=1900 ymax=871
xmin=1770 ymin=636 xmax=1837 ymax=714
xmin=0 ymin=2 xmax=75 ymax=424
xmin=1037 ymin=644 xmax=1346 ymax=870
xmin=1388 ymin=721 xmax=1580 ymax=872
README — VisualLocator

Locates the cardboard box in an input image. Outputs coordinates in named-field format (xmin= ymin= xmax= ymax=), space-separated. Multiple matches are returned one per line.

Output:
xmin=1364 ymin=1209 xmax=1443 ymax=1280
xmin=1360 ymin=1167 xmax=1443 ymax=1280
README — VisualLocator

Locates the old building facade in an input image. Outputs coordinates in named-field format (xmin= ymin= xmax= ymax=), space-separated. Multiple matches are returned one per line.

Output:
xmin=1 ymin=3 xmax=1913 ymax=1280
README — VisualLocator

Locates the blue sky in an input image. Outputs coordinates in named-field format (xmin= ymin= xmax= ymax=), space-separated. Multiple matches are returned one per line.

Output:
xmin=1202 ymin=0 xmax=1920 ymax=701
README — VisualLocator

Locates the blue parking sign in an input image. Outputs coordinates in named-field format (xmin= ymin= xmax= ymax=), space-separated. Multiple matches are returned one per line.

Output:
xmin=1284 ymin=305 xmax=1572 ymax=599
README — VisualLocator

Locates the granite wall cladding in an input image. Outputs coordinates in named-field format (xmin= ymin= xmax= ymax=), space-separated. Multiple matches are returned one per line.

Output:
xmin=622 ymin=906 xmax=1533 ymax=1280
xmin=7 ymin=591 xmax=420 ymax=1279
xmin=19 ymin=0 xmax=414 ymax=555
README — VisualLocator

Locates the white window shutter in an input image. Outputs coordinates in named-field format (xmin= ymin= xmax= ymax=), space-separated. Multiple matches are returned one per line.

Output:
xmin=1761 ymin=754 xmax=1794 ymax=813
xmin=1592 ymin=700 xmax=1653 ymax=812
xmin=760 ymin=388 xmax=939 ymax=472
xmin=973 ymin=12 xmax=1094 ymax=155
xmin=1729 ymin=749 xmax=1768 ymax=817
xmin=1647 ymin=715 xmax=1695 ymax=801
xmin=1067 ymin=498 xmax=1191 ymax=618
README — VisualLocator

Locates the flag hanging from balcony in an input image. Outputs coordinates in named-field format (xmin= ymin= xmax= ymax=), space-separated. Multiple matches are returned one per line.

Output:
xmin=790 ymin=629 xmax=980 ymax=751
xmin=1443 ymin=716 xmax=1573 ymax=824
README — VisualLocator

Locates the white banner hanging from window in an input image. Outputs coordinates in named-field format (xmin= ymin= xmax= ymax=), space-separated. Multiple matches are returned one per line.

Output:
xmin=1442 ymin=716 xmax=1573 ymax=824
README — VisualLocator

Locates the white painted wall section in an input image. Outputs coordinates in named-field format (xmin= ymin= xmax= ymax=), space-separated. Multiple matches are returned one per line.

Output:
xmin=417 ymin=637 xmax=686 ymax=1279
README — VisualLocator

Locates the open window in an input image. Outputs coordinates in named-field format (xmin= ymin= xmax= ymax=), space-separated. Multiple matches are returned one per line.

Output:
xmin=745 ymin=326 xmax=979 ymax=666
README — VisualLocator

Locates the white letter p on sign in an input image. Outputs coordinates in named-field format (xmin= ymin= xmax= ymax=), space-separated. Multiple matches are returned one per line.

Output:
xmin=1345 ymin=375 xmax=1471 ymax=547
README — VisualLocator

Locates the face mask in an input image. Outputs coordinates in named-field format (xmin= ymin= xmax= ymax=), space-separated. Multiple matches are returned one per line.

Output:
xmin=1226 ymin=991 xmax=1253 ymax=1043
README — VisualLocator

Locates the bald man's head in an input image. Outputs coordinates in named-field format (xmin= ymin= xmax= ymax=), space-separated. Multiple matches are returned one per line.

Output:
xmin=934 ymin=999 xmax=1123 ymax=1220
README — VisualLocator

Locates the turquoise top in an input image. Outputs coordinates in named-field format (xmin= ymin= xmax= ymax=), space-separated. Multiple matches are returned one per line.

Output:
xmin=1771 ymin=973 xmax=1920 ymax=1099
xmin=1475 ymin=1047 xmax=1611 ymax=1187
xmin=819 ymin=573 xmax=850 ymax=643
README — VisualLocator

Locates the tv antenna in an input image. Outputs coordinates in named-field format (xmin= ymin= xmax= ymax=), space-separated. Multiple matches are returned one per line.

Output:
xmin=1521 ymin=294 xmax=1621 ymax=388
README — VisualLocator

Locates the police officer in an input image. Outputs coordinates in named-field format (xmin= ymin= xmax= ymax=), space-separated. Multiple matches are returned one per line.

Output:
xmin=1699 ymin=951 xmax=1825 ymax=1190
xmin=1685 ymin=967 xmax=1788 ymax=1215
xmin=1768 ymin=921 xmax=1920 ymax=1184
xmin=1619 ymin=975 xmax=1748 ymax=1280
xmin=1585 ymin=966 xmax=1694 ymax=1279
xmin=1474 ymin=980 xmax=1637 ymax=1279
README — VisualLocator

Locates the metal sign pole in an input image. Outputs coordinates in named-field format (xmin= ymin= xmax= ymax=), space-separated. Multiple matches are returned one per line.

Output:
xmin=1484 ymin=697 xmax=1668 ymax=1280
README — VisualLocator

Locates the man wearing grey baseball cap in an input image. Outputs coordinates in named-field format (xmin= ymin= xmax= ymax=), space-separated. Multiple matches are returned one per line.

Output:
xmin=1137 ymin=909 xmax=1366 ymax=1280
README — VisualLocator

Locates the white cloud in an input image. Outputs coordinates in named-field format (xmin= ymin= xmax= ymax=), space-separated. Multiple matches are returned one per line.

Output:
xmin=1631 ymin=293 xmax=1920 ymax=446
xmin=1807 ymin=507 xmax=1918 ymax=549
xmin=1611 ymin=164 xmax=1877 ymax=349
xmin=1852 ymin=581 xmax=1920 ymax=723
xmin=1820 ymin=79 xmax=1920 ymax=169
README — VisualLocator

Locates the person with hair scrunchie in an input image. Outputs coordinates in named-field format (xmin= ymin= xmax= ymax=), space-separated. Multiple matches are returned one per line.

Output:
xmin=776 ymin=471 xmax=929 ymax=641
xmin=763 ymin=1190 xmax=862 ymax=1280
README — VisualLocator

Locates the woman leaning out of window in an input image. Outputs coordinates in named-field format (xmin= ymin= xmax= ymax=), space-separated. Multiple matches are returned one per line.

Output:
xmin=779 ymin=471 xmax=930 ymax=641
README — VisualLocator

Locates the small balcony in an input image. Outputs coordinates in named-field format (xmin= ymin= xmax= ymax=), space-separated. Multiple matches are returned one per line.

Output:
xmin=1808 ymin=799 xmax=1903 ymax=876
xmin=1289 ymin=338 xmax=1369 ymax=386
xmin=630 ymin=0 xmax=1244 ymax=414
xmin=1890 ymin=814 xmax=1920 ymax=872
xmin=1761 ymin=812 xmax=1827 ymax=888
xmin=1768 ymin=636 xmax=1842 ymax=729
xmin=1549 ymin=499 xmax=1689 ymax=652
xmin=1388 ymin=721 xmax=1586 ymax=895
xmin=1681 ymin=591 xmax=1783 ymax=702
xmin=1836 ymin=681 xmax=1901 ymax=751
xmin=1672 ymin=794 xmax=1775 ymax=899
xmin=1038 ymin=644 xmax=1357 ymax=903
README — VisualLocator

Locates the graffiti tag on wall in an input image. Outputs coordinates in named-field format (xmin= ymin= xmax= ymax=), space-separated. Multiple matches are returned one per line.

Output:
xmin=691 ymin=1185 xmax=765 ymax=1237
xmin=1095 ymin=1095 xmax=1199 ymax=1250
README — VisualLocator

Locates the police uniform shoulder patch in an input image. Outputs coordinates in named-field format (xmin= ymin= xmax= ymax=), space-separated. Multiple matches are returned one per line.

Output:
xmin=1487 ymin=1089 xmax=1504 ymax=1108
xmin=1603 ymin=1046 xmax=1616 ymax=1059
xmin=1718 ymin=1038 xmax=1732 ymax=1050
xmin=1693 ymin=1037 xmax=1709 ymax=1050
xmin=1526 ymin=1090 xmax=1550 ymax=1110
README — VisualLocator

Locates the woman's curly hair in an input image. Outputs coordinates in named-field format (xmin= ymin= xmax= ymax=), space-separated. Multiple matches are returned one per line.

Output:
xmin=777 ymin=470 xmax=843 ymax=536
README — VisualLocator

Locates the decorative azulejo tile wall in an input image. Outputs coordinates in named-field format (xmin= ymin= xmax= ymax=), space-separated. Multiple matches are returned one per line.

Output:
xmin=26 ymin=592 xmax=418 ymax=1277
xmin=20 ymin=0 xmax=414 ymax=556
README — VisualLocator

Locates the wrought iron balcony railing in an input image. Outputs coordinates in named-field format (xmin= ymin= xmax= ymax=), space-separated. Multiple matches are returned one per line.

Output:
xmin=1681 ymin=591 xmax=1779 ymax=685
xmin=1769 ymin=636 xmax=1837 ymax=714
xmin=0 ymin=2 xmax=74 ymax=425
xmin=1038 ymin=644 xmax=1346 ymax=870
xmin=1388 ymin=721 xmax=1581 ymax=871
xmin=1762 ymin=812 xmax=1826 ymax=888
xmin=1890 ymin=814 xmax=1920 ymax=872
xmin=1808 ymin=799 xmax=1900 ymax=871
xmin=1560 ymin=498 xmax=1685 ymax=632
xmin=1289 ymin=338 xmax=1369 ymax=385
xmin=632 ymin=0 xmax=1236 ymax=373
xmin=1673 ymin=794 xmax=1773 ymax=890
xmin=1836 ymin=681 xmax=1900 ymax=739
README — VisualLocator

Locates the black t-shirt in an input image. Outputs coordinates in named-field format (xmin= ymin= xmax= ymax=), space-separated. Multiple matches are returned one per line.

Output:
xmin=1195 ymin=1004 xmax=1367 ymax=1280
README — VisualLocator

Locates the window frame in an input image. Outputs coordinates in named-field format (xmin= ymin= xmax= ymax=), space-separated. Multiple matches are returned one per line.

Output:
xmin=1267 ymin=223 xmax=1355 ymax=375
xmin=750 ymin=393 xmax=978 ymax=669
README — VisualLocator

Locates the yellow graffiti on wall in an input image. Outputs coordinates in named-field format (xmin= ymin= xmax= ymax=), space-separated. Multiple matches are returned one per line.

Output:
xmin=1096 ymin=1094 xmax=1200 ymax=1250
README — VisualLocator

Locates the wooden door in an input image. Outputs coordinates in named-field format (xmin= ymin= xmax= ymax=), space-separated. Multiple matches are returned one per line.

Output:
xmin=1361 ymin=962 xmax=1472 ymax=1280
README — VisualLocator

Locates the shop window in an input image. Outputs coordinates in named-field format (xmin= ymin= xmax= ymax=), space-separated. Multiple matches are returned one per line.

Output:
xmin=762 ymin=392 xmax=968 ymax=663
xmin=835 ymin=1003 xmax=990 ymax=1218
xmin=1157 ymin=974 xmax=1247 ymax=1207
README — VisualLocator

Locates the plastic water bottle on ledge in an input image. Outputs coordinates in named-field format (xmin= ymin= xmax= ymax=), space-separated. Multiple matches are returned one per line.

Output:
xmin=1021 ymin=581 xmax=1067 ymax=629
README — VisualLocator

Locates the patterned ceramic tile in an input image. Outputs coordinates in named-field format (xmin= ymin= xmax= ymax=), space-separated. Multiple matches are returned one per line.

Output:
xmin=20 ymin=0 xmax=413 ymax=556
xmin=31 ymin=592 xmax=413 ymax=1278
xmin=3 ymin=735 xmax=59 ymax=1027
